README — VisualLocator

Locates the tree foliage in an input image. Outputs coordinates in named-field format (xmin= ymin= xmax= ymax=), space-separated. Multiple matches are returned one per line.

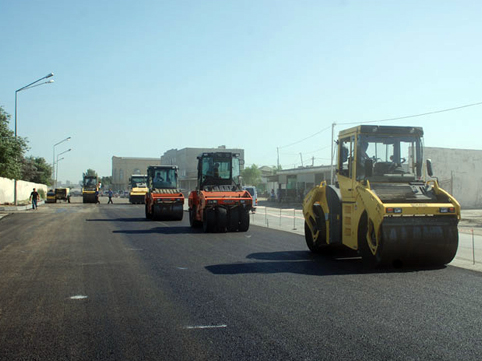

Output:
xmin=21 ymin=156 xmax=53 ymax=185
xmin=241 ymin=164 xmax=262 ymax=187
xmin=0 ymin=106 xmax=29 ymax=179
xmin=101 ymin=176 xmax=112 ymax=188
xmin=84 ymin=169 xmax=98 ymax=177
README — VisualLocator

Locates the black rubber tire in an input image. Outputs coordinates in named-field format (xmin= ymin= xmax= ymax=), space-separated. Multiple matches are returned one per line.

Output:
xmin=190 ymin=206 xmax=202 ymax=228
xmin=203 ymin=209 xmax=216 ymax=233
xmin=217 ymin=208 xmax=227 ymax=232
xmin=358 ymin=213 xmax=382 ymax=268
xmin=304 ymin=221 xmax=327 ymax=253
xmin=189 ymin=207 xmax=196 ymax=227
xmin=228 ymin=208 xmax=240 ymax=232
xmin=145 ymin=203 xmax=153 ymax=220
xmin=238 ymin=209 xmax=250 ymax=232
xmin=153 ymin=205 xmax=161 ymax=221
xmin=172 ymin=204 xmax=184 ymax=221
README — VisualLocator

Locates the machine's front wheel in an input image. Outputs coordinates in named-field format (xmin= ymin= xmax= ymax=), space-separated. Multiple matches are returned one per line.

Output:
xmin=189 ymin=206 xmax=201 ymax=228
xmin=145 ymin=203 xmax=152 ymax=219
xmin=304 ymin=221 xmax=327 ymax=253
xmin=203 ymin=209 xmax=216 ymax=233
xmin=358 ymin=214 xmax=382 ymax=268
xmin=238 ymin=209 xmax=250 ymax=232
xmin=217 ymin=208 xmax=227 ymax=232
xmin=228 ymin=208 xmax=240 ymax=231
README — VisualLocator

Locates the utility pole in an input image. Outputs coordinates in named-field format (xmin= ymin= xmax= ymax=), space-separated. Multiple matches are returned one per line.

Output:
xmin=330 ymin=122 xmax=336 ymax=185
xmin=299 ymin=153 xmax=303 ymax=167
xmin=277 ymin=147 xmax=279 ymax=170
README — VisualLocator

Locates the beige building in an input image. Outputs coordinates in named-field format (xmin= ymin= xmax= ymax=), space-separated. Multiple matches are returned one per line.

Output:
xmin=424 ymin=147 xmax=482 ymax=209
xmin=111 ymin=156 xmax=161 ymax=191
xmin=161 ymin=146 xmax=245 ymax=193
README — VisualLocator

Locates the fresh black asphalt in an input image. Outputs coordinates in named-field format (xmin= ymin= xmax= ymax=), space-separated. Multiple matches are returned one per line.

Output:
xmin=0 ymin=200 xmax=481 ymax=360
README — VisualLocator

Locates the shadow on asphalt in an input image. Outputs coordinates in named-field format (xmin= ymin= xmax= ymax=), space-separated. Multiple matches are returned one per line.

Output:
xmin=86 ymin=218 xmax=148 ymax=222
xmin=205 ymin=248 xmax=446 ymax=276
xmin=112 ymin=226 xmax=194 ymax=234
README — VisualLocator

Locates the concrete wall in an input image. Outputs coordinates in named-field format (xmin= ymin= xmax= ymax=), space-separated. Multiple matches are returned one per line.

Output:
xmin=0 ymin=177 xmax=48 ymax=204
xmin=425 ymin=147 xmax=482 ymax=209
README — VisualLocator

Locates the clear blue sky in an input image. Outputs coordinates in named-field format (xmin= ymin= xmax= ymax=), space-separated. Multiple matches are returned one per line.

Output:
xmin=1 ymin=0 xmax=482 ymax=184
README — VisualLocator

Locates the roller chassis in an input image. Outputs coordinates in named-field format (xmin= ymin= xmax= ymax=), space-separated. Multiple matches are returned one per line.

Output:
xmin=304 ymin=181 xmax=459 ymax=267
xmin=129 ymin=192 xmax=146 ymax=204
xmin=82 ymin=192 xmax=97 ymax=203
xmin=188 ymin=189 xmax=252 ymax=233
xmin=145 ymin=189 xmax=184 ymax=221
xmin=303 ymin=125 xmax=461 ymax=268
xmin=189 ymin=152 xmax=253 ymax=233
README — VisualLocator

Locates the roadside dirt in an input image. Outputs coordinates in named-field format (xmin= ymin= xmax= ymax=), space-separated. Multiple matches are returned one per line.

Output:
xmin=459 ymin=209 xmax=482 ymax=236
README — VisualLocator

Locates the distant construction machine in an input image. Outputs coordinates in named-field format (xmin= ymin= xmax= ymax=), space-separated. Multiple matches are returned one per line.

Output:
xmin=188 ymin=152 xmax=252 ymax=232
xmin=129 ymin=174 xmax=148 ymax=204
xmin=145 ymin=165 xmax=184 ymax=220
xmin=303 ymin=125 xmax=460 ymax=267
xmin=82 ymin=175 xmax=98 ymax=203
xmin=47 ymin=188 xmax=71 ymax=203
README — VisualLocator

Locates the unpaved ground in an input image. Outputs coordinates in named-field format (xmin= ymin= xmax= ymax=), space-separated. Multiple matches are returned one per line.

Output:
xmin=459 ymin=209 xmax=482 ymax=236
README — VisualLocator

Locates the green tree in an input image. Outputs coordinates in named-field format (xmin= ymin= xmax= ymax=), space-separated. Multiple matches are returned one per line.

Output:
xmin=84 ymin=169 xmax=98 ymax=177
xmin=241 ymin=164 xmax=262 ymax=186
xmin=0 ymin=106 xmax=29 ymax=179
xmin=101 ymin=176 xmax=112 ymax=188
xmin=21 ymin=156 xmax=53 ymax=185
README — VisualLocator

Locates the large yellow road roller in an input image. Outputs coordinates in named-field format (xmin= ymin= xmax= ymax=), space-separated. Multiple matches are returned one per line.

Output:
xmin=303 ymin=125 xmax=460 ymax=267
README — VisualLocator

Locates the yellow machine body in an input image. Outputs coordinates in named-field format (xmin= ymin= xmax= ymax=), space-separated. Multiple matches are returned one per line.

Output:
xmin=303 ymin=125 xmax=460 ymax=267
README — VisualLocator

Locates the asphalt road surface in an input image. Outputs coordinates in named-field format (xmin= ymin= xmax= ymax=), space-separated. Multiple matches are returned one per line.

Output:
xmin=0 ymin=199 xmax=481 ymax=360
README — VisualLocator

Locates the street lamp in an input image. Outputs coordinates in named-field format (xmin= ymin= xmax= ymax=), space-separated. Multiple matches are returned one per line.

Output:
xmin=56 ymin=149 xmax=71 ymax=187
xmin=15 ymin=73 xmax=54 ymax=138
xmin=14 ymin=72 xmax=54 ymax=205
xmin=53 ymin=137 xmax=71 ymax=184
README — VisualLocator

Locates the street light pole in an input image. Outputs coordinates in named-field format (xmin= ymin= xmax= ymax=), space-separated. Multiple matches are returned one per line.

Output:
xmin=13 ymin=73 xmax=54 ymax=205
xmin=15 ymin=73 xmax=54 ymax=138
xmin=55 ymin=157 xmax=64 ymax=187
xmin=55 ymin=149 xmax=71 ymax=187
xmin=53 ymin=137 xmax=71 ymax=186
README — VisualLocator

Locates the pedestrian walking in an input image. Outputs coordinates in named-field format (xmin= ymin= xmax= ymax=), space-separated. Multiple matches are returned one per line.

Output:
xmin=107 ymin=189 xmax=113 ymax=204
xmin=95 ymin=190 xmax=100 ymax=204
xmin=30 ymin=188 xmax=40 ymax=210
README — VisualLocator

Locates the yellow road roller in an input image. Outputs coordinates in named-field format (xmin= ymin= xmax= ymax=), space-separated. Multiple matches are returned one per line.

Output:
xmin=303 ymin=125 xmax=460 ymax=267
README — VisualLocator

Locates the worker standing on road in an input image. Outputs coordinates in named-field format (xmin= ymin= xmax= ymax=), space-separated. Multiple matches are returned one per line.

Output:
xmin=95 ymin=190 xmax=100 ymax=204
xmin=107 ymin=189 xmax=113 ymax=204
xmin=29 ymin=188 xmax=39 ymax=210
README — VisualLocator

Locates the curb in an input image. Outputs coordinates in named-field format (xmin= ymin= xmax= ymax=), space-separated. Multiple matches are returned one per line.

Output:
xmin=0 ymin=200 xmax=45 ymax=212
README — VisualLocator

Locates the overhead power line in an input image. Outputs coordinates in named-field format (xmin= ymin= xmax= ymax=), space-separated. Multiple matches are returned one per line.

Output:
xmin=278 ymin=100 xmax=482 ymax=149
xmin=338 ymin=100 xmax=482 ymax=126
xmin=279 ymin=125 xmax=331 ymax=149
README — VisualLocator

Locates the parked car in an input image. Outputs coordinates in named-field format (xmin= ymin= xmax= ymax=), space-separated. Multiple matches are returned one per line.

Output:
xmin=243 ymin=186 xmax=258 ymax=212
